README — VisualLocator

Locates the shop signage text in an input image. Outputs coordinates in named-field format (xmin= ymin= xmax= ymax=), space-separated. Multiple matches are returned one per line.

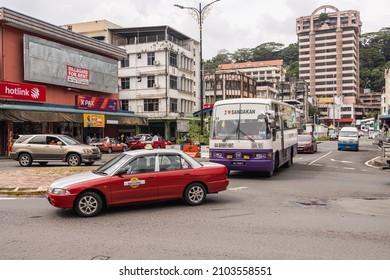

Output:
xmin=77 ymin=95 xmax=118 ymax=112
xmin=0 ymin=80 xmax=46 ymax=102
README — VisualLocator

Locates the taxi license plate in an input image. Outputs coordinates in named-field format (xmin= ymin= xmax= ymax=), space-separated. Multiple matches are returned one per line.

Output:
xmin=232 ymin=161 xmax=245 ymax=165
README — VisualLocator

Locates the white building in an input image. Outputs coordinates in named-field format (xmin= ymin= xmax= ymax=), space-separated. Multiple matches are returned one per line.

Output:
xmin=62 ymin=22 xmax=200 ymax=141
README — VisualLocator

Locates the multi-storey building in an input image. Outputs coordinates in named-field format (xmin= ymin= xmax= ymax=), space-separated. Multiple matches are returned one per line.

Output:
xmin=296 ymin=5 xmax=362 ymax=125
xmin=204 ymin=72 xmax=257 ymax=104
xmin=0 ymin=8 xmax=146 ymax=157
xmin=66 ymin=22 xmax=200 ymax=141
xmin=110 ymin=26 xmax=199 ymax=140
xmin=359 ymin=90 xmax=382 ymax=115
xmin=217 ymin=60 xmax=286 ymax=99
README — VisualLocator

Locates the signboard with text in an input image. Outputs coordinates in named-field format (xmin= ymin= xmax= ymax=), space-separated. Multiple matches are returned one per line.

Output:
xmin=77 ymin=95 xmax=118 ymax=112
xmin=0 ymin=80 xmax=46 ymax=102
xmin=67 ymin=65 xmax=90 ymax=86
xmin=83 ymin=113 xmax=105 ymax=128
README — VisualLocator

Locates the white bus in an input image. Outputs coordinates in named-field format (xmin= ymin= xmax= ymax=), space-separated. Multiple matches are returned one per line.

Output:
xmin=209 ymin=98 xmax=299 ymax=177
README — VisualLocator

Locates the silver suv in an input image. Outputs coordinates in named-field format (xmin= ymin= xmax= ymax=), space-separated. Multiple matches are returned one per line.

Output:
xmin=10 ymin=134 xmax=102 ymax=167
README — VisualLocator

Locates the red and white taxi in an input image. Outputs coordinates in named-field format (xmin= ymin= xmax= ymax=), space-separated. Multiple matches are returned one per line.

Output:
xmin=47 ymin=149 xmax=229 ymax=217
xmin=90 ymin=137 xmax=128 ymax=153
xmin=128 ymin=134 xmax=172 ymax=150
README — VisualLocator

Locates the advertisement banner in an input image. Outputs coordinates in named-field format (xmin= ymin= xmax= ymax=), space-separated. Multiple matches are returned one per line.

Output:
xmin=0 ymin=80 xmax=46 ymax=102
xmin=67 ymin=65 xmax=90 ymax=86
xmin=77 ymin=95 xmax=118 ymax=112
xmin=83 ymin=114 xmax=105 ymax=128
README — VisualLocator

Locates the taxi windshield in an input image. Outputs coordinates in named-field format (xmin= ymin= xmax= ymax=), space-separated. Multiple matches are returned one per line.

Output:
xmin=95 ymin=153 xmax=132 ymax=175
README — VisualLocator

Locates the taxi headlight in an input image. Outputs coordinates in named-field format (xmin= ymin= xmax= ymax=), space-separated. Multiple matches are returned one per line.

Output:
xmin=51 ymin=188 xmax=70 ymax=195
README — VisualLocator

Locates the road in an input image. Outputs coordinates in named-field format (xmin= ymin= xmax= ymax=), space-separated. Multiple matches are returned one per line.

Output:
xmin=0 ymin=138 xmax=389 ymax=259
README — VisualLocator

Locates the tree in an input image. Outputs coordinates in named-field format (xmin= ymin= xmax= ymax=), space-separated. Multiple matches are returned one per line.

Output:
xmin=204 ymin=49 xmax=232 ymax=73
xmin=251 ymin=42 xmax=284 ymax=62
xmin=230 ymin=48 xmax=253 ymax=63
xmin=187 ymin=117 xmax=209 ymax=145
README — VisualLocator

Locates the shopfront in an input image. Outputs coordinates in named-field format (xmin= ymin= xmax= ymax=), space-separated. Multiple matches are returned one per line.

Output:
xmin=0 ymin=103 xmax=147 ymax=156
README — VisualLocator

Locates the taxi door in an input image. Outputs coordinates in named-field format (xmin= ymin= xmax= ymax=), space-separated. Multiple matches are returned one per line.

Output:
xmin=156 ymin=154 xmax=195 ymax=200
xmin=109 ymin=155 xmax=158 ymax=205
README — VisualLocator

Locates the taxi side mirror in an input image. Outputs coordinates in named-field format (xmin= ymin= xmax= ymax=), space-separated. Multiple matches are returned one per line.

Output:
xmin=116 ymin=168 xmax=128 ymax=176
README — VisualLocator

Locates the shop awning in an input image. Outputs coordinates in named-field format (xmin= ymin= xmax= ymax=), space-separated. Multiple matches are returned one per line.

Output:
xmin=379 ymin=115 xmax=390 ymax=120
xmin=193 ymin=107 xmax=213 ymax=117
xmin=0 ymin=103 xmax=148 ymax=125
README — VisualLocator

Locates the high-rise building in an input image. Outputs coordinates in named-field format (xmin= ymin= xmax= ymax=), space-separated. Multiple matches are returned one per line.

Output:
xmin=296 ymin=5 xmax=362 ymax=125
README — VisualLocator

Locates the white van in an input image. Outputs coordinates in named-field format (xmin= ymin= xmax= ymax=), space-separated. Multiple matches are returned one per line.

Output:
xmin=337 ymin=127 xmax=359 ymax=151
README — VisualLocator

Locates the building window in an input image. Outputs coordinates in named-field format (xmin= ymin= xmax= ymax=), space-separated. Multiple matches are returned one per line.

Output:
xmin=147 ymin=52 xmax=155 ymax=65
xmin=147 ymin=76 xmax=155 ymax=88
xmin=144 ymin=99 xmax=159 ymax=112
xmin=170 ymin=98 xmax=178 ymax=113
xmin=120 ymin=56 xmax=129 ymax=68
xmin=121 ymin=77 xmax=130 ymax=90
xmin=170 ymin=75 xmax=178 ymax=89
xmin=121 ymin=100 xmax=129 ymax=111
xmin=170 ymin=52 xmax=177 ymax=67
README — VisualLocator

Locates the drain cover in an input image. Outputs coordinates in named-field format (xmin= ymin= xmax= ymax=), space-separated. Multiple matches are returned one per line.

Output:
xmin=91 ymin=255 xmax=110 ymax=260
xmin=296 ymin=199 xmax=328 ymax=207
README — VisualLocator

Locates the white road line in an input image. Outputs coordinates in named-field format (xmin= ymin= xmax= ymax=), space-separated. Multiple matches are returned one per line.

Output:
xmin=228 ymin=187 xmax=248 ymax=191
xmin=365 ymin=156 xmax=382 ymax=169
xmin=309 ymin=151 xmax=332 ymax=165
xmin=331 ymin=158 xmax=353 ymax=164
xmin=343 ymin=167 xmax=355 ymax=170
xmin=311 ymin=163 xmax=323 ymax=166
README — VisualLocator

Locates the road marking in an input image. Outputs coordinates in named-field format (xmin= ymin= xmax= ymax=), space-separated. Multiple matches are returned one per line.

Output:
xmin=0 ymin=197 xmax=18 ymax=200
xmin=228 ymin=187 xmax=248 ymax=191
xmin=311 ymin=163 xmax=323 ymax=166
xmin=328 ymin=165 xmax=339 ymax=168
xmin=309 ymin=151 xmax=332 ymax=165
xmin=331 ymin=158 xmax=353 ymax=164
xmin=343 ymin=167 xmax=355 ymax=170
xmin=365 ymin=156 xmax=383 ymax=169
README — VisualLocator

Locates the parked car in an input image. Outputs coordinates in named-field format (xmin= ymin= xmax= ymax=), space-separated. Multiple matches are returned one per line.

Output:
xmin=128 ymin=134 xmax=172 ymax=150
xmin=297 ymin=134 xmax=317 ymax=153
xmin=10 ymin=134 xmax=101 ymax=167
xmin=90 ymin=137 xmax=127 ymax=153
xmin=47 ymin=149 xmax=229 ymax=217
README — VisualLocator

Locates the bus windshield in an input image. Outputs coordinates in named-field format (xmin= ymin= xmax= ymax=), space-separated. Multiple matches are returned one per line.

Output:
xmin=211 ymin=103 xmax=271 ymax=141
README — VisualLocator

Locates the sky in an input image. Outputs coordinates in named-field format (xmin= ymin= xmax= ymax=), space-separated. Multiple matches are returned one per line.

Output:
xmin=1 ymin=0 xmax=389 ymax=59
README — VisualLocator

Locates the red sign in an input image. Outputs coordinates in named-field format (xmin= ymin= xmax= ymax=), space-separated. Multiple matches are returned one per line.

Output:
xmin=67 ymin=65 xmax=90 ymax=85
xmin=0 ymin=80 xmax=46 ymax=102
xmin=77 ymin=95 xmax=118 ymax=112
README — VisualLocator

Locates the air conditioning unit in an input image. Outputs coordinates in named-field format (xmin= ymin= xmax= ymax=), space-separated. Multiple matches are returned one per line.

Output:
xmin=153 ymin=83 xmax=160 ymax=89
xmin=153 ymin=60 xmax=160 ymax=66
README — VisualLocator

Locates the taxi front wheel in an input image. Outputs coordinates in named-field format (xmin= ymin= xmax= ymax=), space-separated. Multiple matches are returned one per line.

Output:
xmin=75 ymin=191 xmax=103 ymax=217
xmin=184 ymin=183 xmax=206 ymax=206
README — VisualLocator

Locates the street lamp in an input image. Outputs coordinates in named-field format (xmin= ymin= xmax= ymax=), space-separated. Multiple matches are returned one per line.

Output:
xmin=174 ymin=0 xmax=221 ymax=136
